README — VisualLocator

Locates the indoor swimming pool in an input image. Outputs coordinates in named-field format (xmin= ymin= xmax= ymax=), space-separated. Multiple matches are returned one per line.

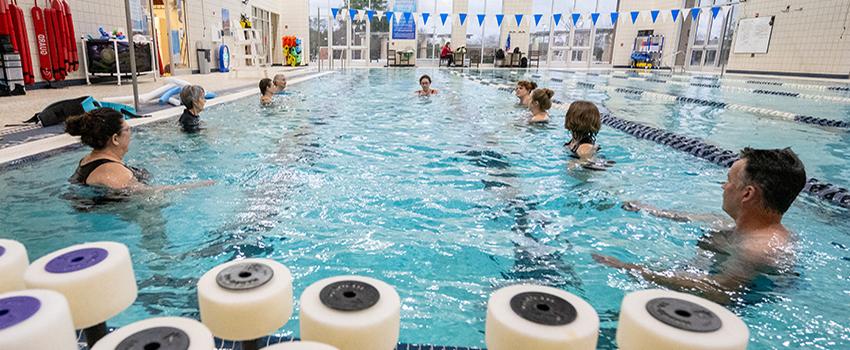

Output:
xmin=1 ymin=69 xmax=848 ymax=349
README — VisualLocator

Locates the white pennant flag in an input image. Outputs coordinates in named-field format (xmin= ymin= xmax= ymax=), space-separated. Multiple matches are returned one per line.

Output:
xmin=357 ymin=9 xmax=365 ymax=21
xmin=377 ymin=10 xmax=384 ymax=20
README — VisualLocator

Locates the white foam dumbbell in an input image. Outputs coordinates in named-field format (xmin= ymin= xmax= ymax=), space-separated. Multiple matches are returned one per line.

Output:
xmin=0 ymin=289 xmax=78 ymax=350
xmin=300 ymin=275 xmax=400 ymax=350
xmin=0 ymin=239 xmax=28 ymax=293
xmin=261 ymin=341 xmax=339 ymax=350
xmin=485 ymin=284 xmax=599 ymax=350
xmin=91 ymin=317 xmax=215 ymax=350
xmin=617 ymin=289 xmax=749 ymax=350
xmin=24 ymin=241 xmax=137 ymax=347
xmin=198 ymin=258 xmax=293 ymax=349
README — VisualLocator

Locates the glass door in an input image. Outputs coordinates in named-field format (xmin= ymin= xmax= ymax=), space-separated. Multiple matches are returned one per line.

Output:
xmin=687 ymin=0 xmax=735 ymax=70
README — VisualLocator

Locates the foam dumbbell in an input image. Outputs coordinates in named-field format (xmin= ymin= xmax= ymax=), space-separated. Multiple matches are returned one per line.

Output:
xmin=300 ymin=275 xmax=400 ymax=350
xmin=485 ymin=284 xmax=599 ymax=350
xmin=0 ymin=239 xmax=28 ymax=293
xmin=24 ymin=241 xmax=138 ymax=347
xmin=0 ymin=289 xmax=78 ymax=350
xmin=91 ymin=317 xmax=215 ymax=350
xmin=616 ymin=289 xmax=749 ymax=350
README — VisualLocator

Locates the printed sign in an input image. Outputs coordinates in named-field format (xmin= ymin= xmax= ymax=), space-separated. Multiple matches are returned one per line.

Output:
xmin=392 ymin=0 xmax=416 ymax=40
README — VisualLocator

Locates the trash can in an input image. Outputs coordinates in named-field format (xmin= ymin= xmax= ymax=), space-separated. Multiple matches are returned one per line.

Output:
xmin=196 ymin=41 xmax=212 ymax=74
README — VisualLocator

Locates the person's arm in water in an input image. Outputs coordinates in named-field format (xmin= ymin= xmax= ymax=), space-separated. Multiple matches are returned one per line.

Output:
xmin=88 ymin=163 xmax=215 ymax=192
xmin=591 ymin=251 xmax=761 ymax=304
xmin=622 ymin=200 xmax=734 ymax=230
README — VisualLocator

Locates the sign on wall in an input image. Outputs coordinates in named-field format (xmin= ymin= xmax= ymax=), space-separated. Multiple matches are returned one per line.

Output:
xmin=733 ymin=16 xmax=774 ymax=54
xmin=392 ymin=0 xmax=416 ymax=40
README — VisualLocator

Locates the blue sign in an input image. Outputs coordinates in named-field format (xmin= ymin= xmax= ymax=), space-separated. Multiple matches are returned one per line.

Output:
xmin=392 ymin=0 xmax=416 ymax=40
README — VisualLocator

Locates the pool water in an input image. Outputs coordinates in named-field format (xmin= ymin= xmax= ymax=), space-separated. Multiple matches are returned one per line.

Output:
xmin=1 ymin=69 xmax=849 ymax=349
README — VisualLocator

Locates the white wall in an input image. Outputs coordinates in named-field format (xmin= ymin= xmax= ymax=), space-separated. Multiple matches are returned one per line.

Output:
xmin=726 ymin=0 xmax=850 ymax=78
xmin=499 ymin=0 xmax=532 ymax=52
xmin=611 ymin=0 xmax=683 ymax=68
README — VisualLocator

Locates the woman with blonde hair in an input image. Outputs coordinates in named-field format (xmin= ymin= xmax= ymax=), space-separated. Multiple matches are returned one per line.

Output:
xmin=529 ymin=88 xmax=554 ymax=123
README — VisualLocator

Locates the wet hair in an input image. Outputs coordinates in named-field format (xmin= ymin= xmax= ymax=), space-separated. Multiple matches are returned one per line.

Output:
xmin=180 ymin=85 xmax=205 ymax=110
xmin=65 ymin=108 xmax=125 ymax=149
xmin=517 ymin=80 xmax=537 ymax=91
xmin=738 ymin=148 xmax=807 ymax=214
xmin=530 ymin=88 xmax=554 ymax=111
xmin=565 ymin=101 xmax=601 ymax=141
xmin=419 ymin=74 xmax=432 ymax=84
xmin=259 ymin=78 xmax=273 ymax=95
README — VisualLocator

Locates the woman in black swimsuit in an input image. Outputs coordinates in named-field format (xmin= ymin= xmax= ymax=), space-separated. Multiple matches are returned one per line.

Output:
xmin=66 ymin=108 xmax=212 ymax=190
xmin=564 ymin=100 xmax=601 ymax=161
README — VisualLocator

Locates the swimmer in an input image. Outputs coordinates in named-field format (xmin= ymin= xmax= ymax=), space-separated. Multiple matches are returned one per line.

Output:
xmin=515 ymin=80 xmax=537 ymax=108
xmin=416 ymin=74 xmax=438 ymax=96
xmin=259 ymin=78 xmax=274 ymax=105
xmin=66 ymin=108 xmax=214 ymax=191
xmin=593 ymin=148 xmax=806 ymax=303
xmin=529 ymin=88 xmax=554 ymax=123
xmin=273 ymin=74 xmax=287 ymax=92
xmin=178 ymin=85 xmax=206 ymax=133
xmin=564 ymin=101 xmax=601 ymax=162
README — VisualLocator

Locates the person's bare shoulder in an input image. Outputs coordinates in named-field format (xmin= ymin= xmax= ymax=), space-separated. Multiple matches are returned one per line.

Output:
xmin=88 ymin=163 xmax=135 ymax=189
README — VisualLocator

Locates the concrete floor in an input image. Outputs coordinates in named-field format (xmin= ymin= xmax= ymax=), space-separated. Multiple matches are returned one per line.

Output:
xmin=1 ymin=66 xmax=313 ymax=131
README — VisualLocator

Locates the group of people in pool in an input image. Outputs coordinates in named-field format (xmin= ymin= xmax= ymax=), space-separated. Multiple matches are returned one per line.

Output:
xmin=417 ymin=75 xmax=601 ymax=162
xmin=64 ymin=71 xmax=809 ymax=305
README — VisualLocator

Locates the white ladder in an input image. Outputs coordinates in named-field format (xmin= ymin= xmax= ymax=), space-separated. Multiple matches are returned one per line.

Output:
xmin=237 ymin=28 xmax=265 ymax=67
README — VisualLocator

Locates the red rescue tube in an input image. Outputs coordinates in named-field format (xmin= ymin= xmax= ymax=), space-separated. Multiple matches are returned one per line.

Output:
xmin=44 ymin=7 xmax=64 ymax=80
xmin=10 ymin=1 xmax=34 ymax=84
xmin=50 ymin=0 xmax=68 ymax=72
xmin=32 ymin=0 xmax=54 ymax=81
xmin=48 ymin=1 xmax=67 ymax=76
xmin=1 ymin=0 xmax=20 ymax=53
xmin=61 ymin=0 xmax=77 ymax=71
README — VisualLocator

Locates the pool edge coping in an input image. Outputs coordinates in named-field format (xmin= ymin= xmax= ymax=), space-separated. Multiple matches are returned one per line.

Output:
xmin=0 ymin=71 xmax=337 ymax=169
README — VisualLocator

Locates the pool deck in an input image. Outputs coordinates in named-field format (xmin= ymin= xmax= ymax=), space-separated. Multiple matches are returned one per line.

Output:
xmin=0 ymin=67 xmax=335 ymax=167
xmin=0 ymin=66 xmax=314 ymax=132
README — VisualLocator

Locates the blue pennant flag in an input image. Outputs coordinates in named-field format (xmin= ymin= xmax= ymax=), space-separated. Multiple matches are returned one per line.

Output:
xmin=422 ymin=13 xmax=430 ymax=25
xmin=690 ymin=8 xmax=700 ymax=20
xmin=385 ymin=11 xmax=394 ymax=22
xmin=440 ymin=13 xmax=449 ymax=25
xmin=630 ymin=11 xmax=639 ymax=24
xmin=495 ymin=14 xmax=504 ymax=27
xmin=711 ymin=6 xmax=721 ymax=19
xmin=590 ymin=12 xmax=600 ymax=25
xmin=553 ymin=13 xmax=562 ymax=26
xmin=459 ymin=13 xmax=467 ymax=25
xmin=610 ymin=12 xmax=619 ymax=25
xmin=671 ymin=9 xmax=680 ymax=22
xmin=515 ymin=14 xmax=523 ymax=26
xmin=331 ymin=7 xmax=339 ymax=19
xmin=349 ymin=9 xmax=357 ymax=21
xmin=403 ymin=12 xmax=411 ymax=21
xmin=571 ymin=13 xmax=581 ymax=26
xmin=477 ymin=14 xmax=486 ymax=26
xmin=367 ymin=10 xmax=376 ymax=22
xmin=533 ymin=14 xmax=543 ymax=26
xmin=650 ymin=10 xmax=660 ymax=23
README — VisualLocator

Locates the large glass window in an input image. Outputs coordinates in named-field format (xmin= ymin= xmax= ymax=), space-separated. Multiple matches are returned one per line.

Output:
xmin=308 ymin=1 xmax=329 ymax=63
xmin=592 ymin=0 xmax=617 ymax=63
xmin=530 ymin=0 xmax=551 ymax=64
xmin=370 ymin=0 xmax=390 ymax=61
xmin=416 ymin=0 xmax=436 ymax=59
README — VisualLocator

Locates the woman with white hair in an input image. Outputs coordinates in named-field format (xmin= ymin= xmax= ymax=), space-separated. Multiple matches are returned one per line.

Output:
xmin=179 ymin=85 xmax=206 ymax=133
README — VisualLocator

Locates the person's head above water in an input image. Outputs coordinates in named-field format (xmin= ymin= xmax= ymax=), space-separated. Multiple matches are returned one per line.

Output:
xmin=515 ymin=80 xmax=537 ymax=103
xmin=66 ymin=108 xmax=130 ymax=153
xmin=180 ymin=85 xmax=206 ymax=114
xmin=273 ymin=74 xmax=287 ymax=90
xmin=419 ymin=74 xmax=432 ymax=91
xmin=529 ymin=88 xmax=554 ymax=112
xmin=259 ymin=78 xmax=273 ymax=95
xmin=565 ymin=101 xmax=601 ymax=141
xmin=723 ymin=147 xmax=806 ymax=219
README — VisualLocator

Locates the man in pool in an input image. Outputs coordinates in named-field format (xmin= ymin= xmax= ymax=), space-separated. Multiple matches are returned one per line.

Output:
xmin=593 ymin=148 xmax=807 ymax=304
xmin=273 ymin=74 xmax=287 ymax=92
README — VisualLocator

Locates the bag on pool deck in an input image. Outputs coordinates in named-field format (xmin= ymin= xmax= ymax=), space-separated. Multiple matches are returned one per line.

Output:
xmin=25 ymin=96 xmax=144 ymax=126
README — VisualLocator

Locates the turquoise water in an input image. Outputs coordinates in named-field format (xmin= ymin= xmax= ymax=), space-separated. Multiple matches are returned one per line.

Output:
xmin=1 ymin=69 xmax=848 ymax=349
